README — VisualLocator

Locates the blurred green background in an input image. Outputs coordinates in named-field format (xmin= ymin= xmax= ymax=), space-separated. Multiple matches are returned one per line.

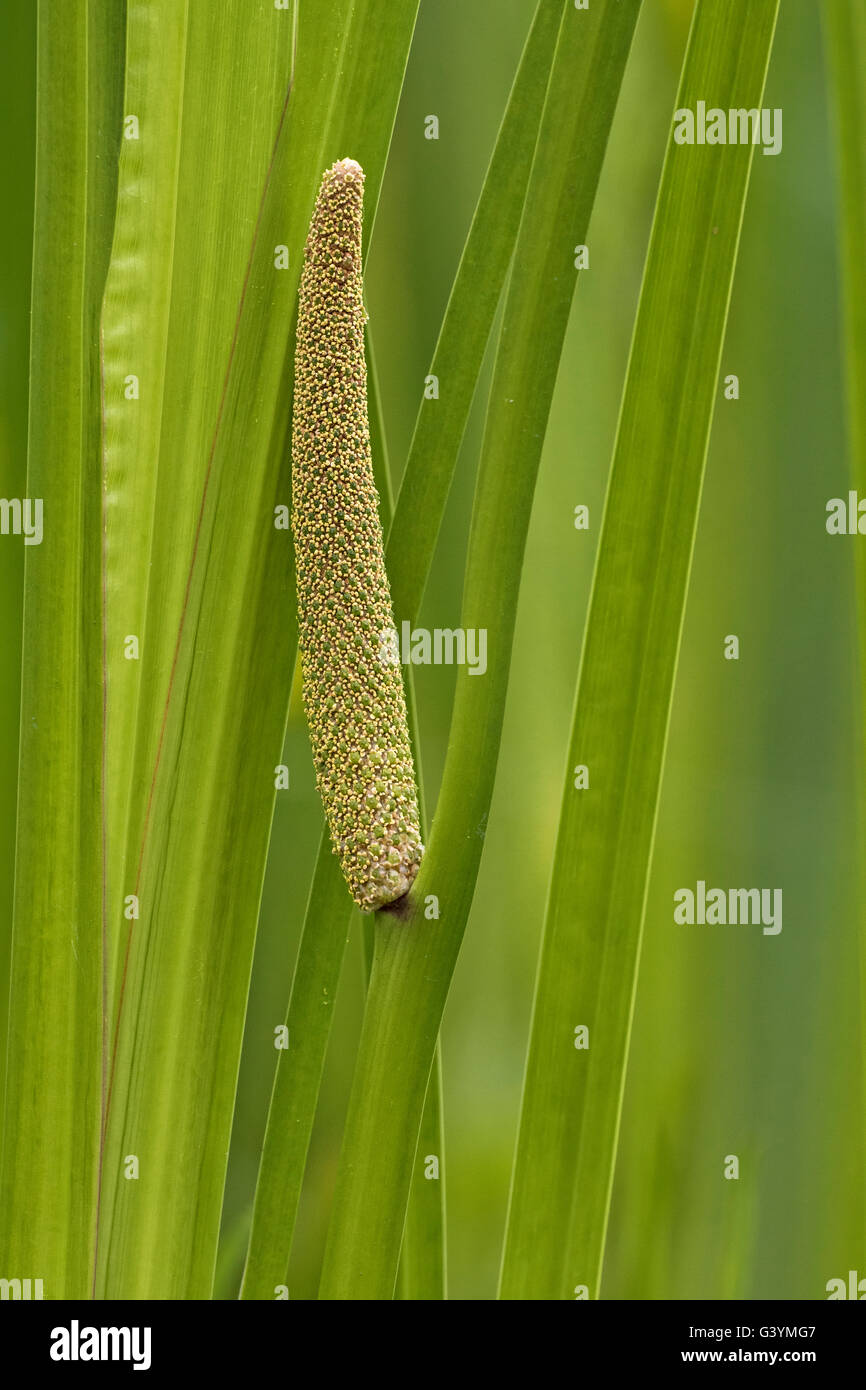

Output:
xmin=2 ymin=0 xmax=861 ymax=1299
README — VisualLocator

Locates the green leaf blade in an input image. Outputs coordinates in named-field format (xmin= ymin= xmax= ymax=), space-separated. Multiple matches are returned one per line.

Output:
xmin=318 ymin=0 xmax=641 ymax=1301
xmin=825 ymin=0 xmax=866 ymax=492
xmin=499 ymin=0 xmax=781 ymax=1302
xmin=0 ymin=0 xmax=126 ymax=1300
xmin=385 ymin=0 xmax=565 ymax=621
xmin=95 ymin=0 xmax=301 ymax=1298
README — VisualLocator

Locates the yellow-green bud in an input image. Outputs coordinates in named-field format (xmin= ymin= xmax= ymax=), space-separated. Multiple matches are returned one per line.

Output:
xmin=292 ymin=158 xmax=423 ymax=912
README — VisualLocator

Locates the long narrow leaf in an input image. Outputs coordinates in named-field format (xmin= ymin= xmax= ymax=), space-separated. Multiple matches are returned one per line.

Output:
xmin=386 ymin=0 xmax=566 ymax=620
xmin=95 ymin=0 xmax=418 ymax=1298
xmin=499 ymin=0 xmax=780 ymax=1301
xmin=94 ymin=0 xmax=298 ymax=1298
xmin=0 ymin=2 xmax=35 ymax=1093
xmin=825 ymin=12 xmax=866 ymax=665
xmin=825 ymin=0 xmax=866 ymax=511
xmin=0 ymin=0 xmax=125 ymax=1299
xmin=369 ymin=337 xmax=446 ymax=1301
xmin=319 ymin=0 xmax=642 ymax=1301
xmin=824 ymin=0 xmax=866 ymax=1225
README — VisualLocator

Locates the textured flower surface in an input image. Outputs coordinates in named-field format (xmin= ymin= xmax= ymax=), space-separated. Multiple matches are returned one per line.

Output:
xmin=292 ymin=158 xmax=423 ymax=911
